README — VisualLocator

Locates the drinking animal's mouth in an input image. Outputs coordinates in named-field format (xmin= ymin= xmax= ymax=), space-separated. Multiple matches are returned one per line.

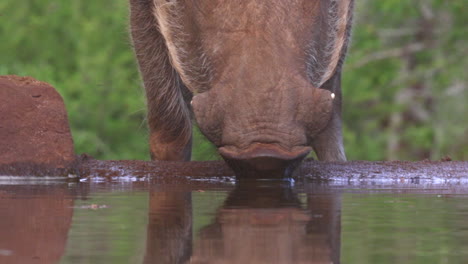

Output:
xmin=219 ymin=143 xmax=311 ymax=178
xmin=219 ymin=143 xmax=311 ymax=162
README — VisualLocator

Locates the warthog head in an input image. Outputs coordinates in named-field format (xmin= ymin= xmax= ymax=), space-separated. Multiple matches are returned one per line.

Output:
xmin=131 ymin=0 xmax=354 ymax=177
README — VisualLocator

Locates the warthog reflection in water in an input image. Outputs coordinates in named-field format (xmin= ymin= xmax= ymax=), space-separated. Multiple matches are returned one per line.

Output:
xmin=144 ymin=182 xmax=341 ymax=263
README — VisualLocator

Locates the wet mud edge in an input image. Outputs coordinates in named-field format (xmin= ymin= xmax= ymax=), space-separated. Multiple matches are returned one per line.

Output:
xmin=1 ymin=155 xmax=466 ymax=184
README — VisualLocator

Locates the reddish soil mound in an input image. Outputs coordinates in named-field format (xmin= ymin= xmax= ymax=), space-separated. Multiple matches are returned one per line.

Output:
xmin=0 ymin=75 xmax=75 ymax=169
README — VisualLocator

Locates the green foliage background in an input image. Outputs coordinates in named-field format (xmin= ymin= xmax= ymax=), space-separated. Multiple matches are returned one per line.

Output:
xmin=1 ymin=0 xmax=466 ymax=161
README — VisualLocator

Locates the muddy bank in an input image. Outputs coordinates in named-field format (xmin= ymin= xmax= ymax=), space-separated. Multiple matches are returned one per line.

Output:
xmin=1 ymin=154 xmax=467 ymax=185
xmin=75 ymin=157 xmax=468 ymax=184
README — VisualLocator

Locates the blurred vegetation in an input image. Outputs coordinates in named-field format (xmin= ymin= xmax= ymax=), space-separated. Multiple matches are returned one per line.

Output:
xmin=1 ymin=0 xmax=466 ymax=161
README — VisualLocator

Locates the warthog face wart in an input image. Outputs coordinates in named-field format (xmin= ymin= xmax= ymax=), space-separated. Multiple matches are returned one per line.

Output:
xmin=130 ymin=0 xmax=354 ymax=177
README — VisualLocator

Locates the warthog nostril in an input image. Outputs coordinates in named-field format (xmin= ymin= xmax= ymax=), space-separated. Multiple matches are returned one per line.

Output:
xmin=219 ymin=143 xmax=311 ymax=178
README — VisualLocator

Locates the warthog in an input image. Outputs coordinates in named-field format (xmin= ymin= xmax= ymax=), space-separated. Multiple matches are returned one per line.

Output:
xmin=130 ymin=0 xmax=354 ymax=177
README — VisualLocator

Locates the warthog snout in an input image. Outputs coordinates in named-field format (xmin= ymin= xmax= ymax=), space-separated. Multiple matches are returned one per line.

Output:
xmin=219 ymin=143 xmax=312 ymax=178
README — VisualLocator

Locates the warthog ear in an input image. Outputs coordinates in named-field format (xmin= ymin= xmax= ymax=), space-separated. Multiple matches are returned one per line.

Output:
xmin=306 ymin=0 xmax=354 ymax=88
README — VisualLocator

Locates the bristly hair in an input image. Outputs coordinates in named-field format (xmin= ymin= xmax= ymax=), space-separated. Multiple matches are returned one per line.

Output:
xmin=306 ymin=0 xmax=354 ymax=88
xmin=152 ymin=0 xmax=214 ymax=94
xmin=131 ymin=0 xmax=193 ymax=147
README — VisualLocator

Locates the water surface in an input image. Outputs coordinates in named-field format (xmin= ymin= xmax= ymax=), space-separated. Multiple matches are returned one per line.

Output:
xmin=0 ymin=179 xmax=467 ymax=264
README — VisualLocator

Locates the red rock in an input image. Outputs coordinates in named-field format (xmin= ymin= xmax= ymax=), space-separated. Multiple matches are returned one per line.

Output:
xmin=0 ymin=75 xmax=75 ymax=168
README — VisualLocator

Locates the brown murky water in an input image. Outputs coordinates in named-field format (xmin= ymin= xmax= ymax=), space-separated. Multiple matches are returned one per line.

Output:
xmin=1 ymin=169 xmax=468 ymax=264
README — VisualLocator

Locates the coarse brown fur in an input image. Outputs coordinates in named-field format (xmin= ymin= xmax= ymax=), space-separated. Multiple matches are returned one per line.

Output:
xmin=129 ymin=0 xmax=354 ymax=163
xmin=130 ymin=0 xmax=193 ymax=160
